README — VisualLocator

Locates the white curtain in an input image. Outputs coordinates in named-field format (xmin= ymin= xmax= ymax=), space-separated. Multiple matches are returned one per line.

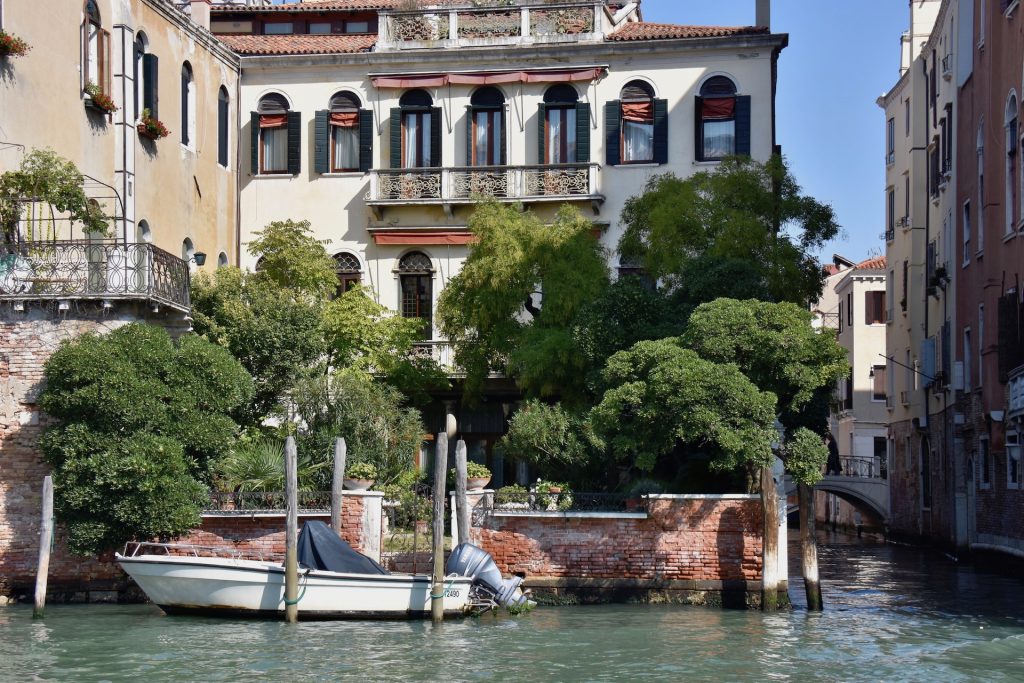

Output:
xmin=623 ymin=120 xmax=654 ymax=162
xmin=703 ymin=120 xmax=735 ymax=158
xmin=87 ymin=24 xmax=100 ymax=85
xmin=262 ymin=128 xmax=288 ymax=172
xmin=547 ymin=108 xmax=576 ymax=164
xmin=333 ymin=126 xmax=358 ymax=170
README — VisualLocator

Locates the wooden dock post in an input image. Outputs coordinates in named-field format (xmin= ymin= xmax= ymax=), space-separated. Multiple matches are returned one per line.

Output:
xmin=284 ymin=435 xmax=299 ymax=623
xmin=431 ymin=432 xmax=449 ymax=623
xmin=799 ymin=483 xmax=823 ymax=610
xmin=760 ymin=464 xmax=780 ymax=611
xmin=33 ymin=476 xmax=53 ymax=619
xmin=331 ymin=437 xmax=347 ymax=535
xmin=454 ymin=439 xmax=470 ymax=546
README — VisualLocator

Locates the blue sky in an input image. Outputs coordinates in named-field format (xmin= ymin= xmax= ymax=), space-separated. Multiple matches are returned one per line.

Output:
xmin=641 ymin=0 xmax=908 ymax=263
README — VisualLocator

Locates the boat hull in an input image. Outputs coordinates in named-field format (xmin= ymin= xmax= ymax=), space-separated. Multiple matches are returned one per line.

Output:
xmin=116 ymin=554 xmax=473 ymax=620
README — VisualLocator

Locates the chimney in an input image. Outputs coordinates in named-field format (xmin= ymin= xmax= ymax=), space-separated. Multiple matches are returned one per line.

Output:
xmin=190 ymin=0 xmax=211 ymax=31
xmin=756 ymin=0 xmax=770 ymax=29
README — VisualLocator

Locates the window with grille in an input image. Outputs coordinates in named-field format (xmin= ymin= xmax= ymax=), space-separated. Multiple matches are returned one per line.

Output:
xmin=333 ymin=251 xmax=361 ymax=296
xmin=398 ymin=252 xmax=433 ymax=338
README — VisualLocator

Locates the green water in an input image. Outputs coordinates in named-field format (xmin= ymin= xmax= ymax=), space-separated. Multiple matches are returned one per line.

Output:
xmin=2 ymin=535 xmax=1024 ymax=682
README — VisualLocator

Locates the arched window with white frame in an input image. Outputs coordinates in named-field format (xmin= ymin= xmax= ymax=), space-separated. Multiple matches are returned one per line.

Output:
xmin=181 ymin=61 xmax=195 ymax=148
xmin=252 ymin=93 xmax=299 ymax=175
xmin=82 ymin=1 xmax=109 ymax=96
xmin=695 ymin=75 xmax=751 ymax=161
xmin=397 ymin=251 xmax=433 ymax=339
xmin=1006 ymin=92 xmax=1019 ymax=235
xmin=333 ymin=251 xmax=362 ymax=296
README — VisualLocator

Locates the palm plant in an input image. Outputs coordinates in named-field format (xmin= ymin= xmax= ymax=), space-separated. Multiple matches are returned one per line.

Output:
xmin=216 ymin=438 xmax=326 ymax=492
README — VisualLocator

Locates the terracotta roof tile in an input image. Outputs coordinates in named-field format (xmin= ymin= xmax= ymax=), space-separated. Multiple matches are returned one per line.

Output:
xmin=212 ymin=0 xmax=400 ymax=12
xmin=608 ymin=22 xmax=770 ymax=41
xmin=853 ymin=255 xmax=887 ymax=271
xmin=218 ymin=33 xmax=376 ymax=55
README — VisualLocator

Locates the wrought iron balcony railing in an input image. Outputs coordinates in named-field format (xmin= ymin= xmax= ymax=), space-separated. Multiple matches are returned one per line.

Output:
xmin=366 ymin=163 xmax=603 ymax=207
xmin=378 ymin=1 xmax=601 ymax=50
xmin=0 ymin=241 xmax=191 ymax=311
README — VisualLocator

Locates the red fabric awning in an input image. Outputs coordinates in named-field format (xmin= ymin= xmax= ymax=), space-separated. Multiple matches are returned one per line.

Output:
xmin=259 ymin=114 xmax=288 ymax=128
xmin=702 ymin=97 xmax=735 ymax=120
xmin=621 ymin=100 xmax=653 ymax=122
xmin=371 ymin=68 xmax=605 ymax=89
xmin=330 ymin=111 xmax=359 ymax=126
xmin=372 ymin=231 xmax=476 ymax=245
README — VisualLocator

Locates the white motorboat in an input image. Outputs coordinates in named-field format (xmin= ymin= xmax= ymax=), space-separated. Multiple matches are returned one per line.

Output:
xmin=116 ymin=521 xmax=527 ymax=620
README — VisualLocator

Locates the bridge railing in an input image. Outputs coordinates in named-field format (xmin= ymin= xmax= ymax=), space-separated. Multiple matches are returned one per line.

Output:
xmin=831 ymin=456 xmax=887 ymax=480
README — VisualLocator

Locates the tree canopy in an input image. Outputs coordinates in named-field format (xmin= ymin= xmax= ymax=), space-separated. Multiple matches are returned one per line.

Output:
xmin=246 ymin=219 xmax=337 ymax=299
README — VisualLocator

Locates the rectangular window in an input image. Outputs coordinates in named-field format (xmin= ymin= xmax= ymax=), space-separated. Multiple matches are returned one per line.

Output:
xmin=400 ymin=274 xmax=432 ymax=339
xmin=980 ymin=437 xmax=991 ymax=487
xmin=865 ymin=290 xmax=886 ymax=324
xmin=402 ymin=111 xmax=431 ymax=168
xmin=1008 ymin=431 xmax=1021 ymax=489
xmin=259 ymin=116 xmax=289 ymax=173
xmin=887 ymin=270 xmax=895 ymax=321
xmin=905 ymin=98 xmax=911 ymax=136
xmin=1008 ymin=115 xmax=1019 ymax=234
xmin=345 ymin=21 xmax=370 ymax=33
xmin=887 ymin=117 xmax=895 ymax=164
xmin=621 ymin=101 xmax=654 ymax=163
xmin=838 ymin=300 xmax=844 ymax=333
xmin=264 ymin=22 xmax=293 ymax=35
xmin=309 ymin=22 xmax=332 ymax=34
xmin=963 ymin=327 xmax=973 ymax=390
xmin=904 ymin=175 xmax=910 ymax=223
xmin=887 ymin=188 xmax=896 ymax=239
xmin=978 ymin=170 xmax=986 ymax=251
xmin=929 ymin=139 xmax=941 ymax=196
xmin=472 ymin=109 xmax=503 ymax=166
xmin=847 ymin=292 xmax=853 ymax=326
xmin=963 ymin=199 xmax=972 ymax=264
xmin=901 ymin=259 xmax=908 ymax=311
xmin=872 ymin=365 xmax=887 ymax=401
xmin=875 ymin=437 xmax=888 ymax=479
xmin=546 ymin=106 xmax=577 ymax=164
xmin=332 ymin=122 xmax=359 ymax=172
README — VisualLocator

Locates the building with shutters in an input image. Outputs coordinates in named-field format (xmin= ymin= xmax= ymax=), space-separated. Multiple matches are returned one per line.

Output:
xmin=200 ymin=0 xmax=786 ymax=480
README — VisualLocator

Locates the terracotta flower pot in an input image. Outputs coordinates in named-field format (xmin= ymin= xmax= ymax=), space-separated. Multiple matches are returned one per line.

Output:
xmin=343 ymin=478 xmax=374 ymax=491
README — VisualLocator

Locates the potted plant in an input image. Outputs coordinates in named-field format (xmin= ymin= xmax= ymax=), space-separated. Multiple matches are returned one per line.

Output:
xmin=450 ymin=462 xmax=492 ymax=491
xmin=137 ymin=108 xmax=170 ymax=141
xmin=0 ymin=30 xmax=30 ymax=58
xmin=84 ymin=82 xmax=117 ymax=114
xmin=494 ymin=484 xmax=529 ymax=510
xmin=534 ymin=479 xmax=572 ymax=511
xmin=344 ymin=461 xmax=377 ymax=490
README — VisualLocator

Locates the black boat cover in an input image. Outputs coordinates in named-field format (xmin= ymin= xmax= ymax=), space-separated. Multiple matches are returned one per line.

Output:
xmin=296 ymin=520 xmax=389 ymax=575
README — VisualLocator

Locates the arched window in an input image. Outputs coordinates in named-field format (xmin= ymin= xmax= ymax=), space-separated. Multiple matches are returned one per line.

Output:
xmin=253 ymin=93 xmax=294 ymax=175
xmin=619 ymin=80 xmax=662 ymax=165
xmin=135 ymin=33 xmax=158 ymax=124
xmin=217 ymin=252 xmax=229 ymax=268
xmin=398 ymin=251 xmax=433 ymax=338
xmin=977 ymin=119 xmax=986 ymax=251
xmin=333 ymin=251 xmax=362 ymax=295
xmin=330 ymin=92 xmax=360 ymax=172
xmin=1007 ymin=92 xmax=1019 ymax=234
xmin=696 ymin=76 xmax=750 ymax=161
xmin=541 ymin=85 xmax=588 ymax=164
xmin=469 ymin=87 xmax=506 ymax=166
xmin=181 ymin=62 xmax=195 ymax=148
xmin=391 ymin=90 xmax=439 ymax=169
xmin=82 ymin=1 xmax=108 ymax=95
xmin=218 ymin=86 xmax=230 ymax=167
xmin=182 ymin=237 xmax=195 ymax=271
xmin=136 ymin=219 xmax=152 ymax=244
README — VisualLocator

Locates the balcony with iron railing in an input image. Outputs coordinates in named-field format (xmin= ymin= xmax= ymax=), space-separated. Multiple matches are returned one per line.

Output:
xmin=366 ymin=163 xmax=603 ymax=214
xmin=377 ymin=1 xmax=603 ymax=51
xmin=0 ymin=241 xmax=191 ymax=312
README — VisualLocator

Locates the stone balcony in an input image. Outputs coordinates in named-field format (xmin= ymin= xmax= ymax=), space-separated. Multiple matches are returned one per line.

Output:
xmin=365 ymin=163 xmax=604 ymax=216
xmin=0 ymin=241 xmax=191 ymax=313
xmin=377 ymin=2 xmax=603 ymax=51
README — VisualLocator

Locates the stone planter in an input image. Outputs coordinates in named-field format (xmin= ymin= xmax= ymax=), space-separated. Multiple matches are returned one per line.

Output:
xmin=467 ymin=476 xmax=490 ymax=491
xmin=343 ymin=478 xmax=374 ymax=491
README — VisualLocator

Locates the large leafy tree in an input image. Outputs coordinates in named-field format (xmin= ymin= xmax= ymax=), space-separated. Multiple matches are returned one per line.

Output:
xmin=246 ymin=219 xmax=338 ymax=299
xmin=618 ymin=156 xmax=840 ymax=308
xmin=39 ymin=324 xmax=253 ymax=554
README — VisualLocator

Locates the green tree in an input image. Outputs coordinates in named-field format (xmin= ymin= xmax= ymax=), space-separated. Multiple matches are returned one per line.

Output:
xmin=39 ymin=323 xmax=253 ymax=554
xmin=438 ymin=201 xmax=609 ymax=401
xmin=498 ymin=400 xmax=601 ymax=483
xmin=246 ymin=219 xmax=337 ymax=299
xmin=619 ymin=156 xmax=840 ymax=307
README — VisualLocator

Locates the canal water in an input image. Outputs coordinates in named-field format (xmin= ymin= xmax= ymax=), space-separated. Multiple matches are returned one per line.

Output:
xmin=2 ymin=532 xmax=1023 ymax=682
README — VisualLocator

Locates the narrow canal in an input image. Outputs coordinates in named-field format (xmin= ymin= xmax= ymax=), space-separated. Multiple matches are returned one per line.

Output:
xmin=2 ymin=532 xmax=1023 ymax=682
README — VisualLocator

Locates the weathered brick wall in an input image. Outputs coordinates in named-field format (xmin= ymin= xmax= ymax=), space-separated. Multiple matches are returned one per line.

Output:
xmin=470 ymin=496 xmax=763 ymax=582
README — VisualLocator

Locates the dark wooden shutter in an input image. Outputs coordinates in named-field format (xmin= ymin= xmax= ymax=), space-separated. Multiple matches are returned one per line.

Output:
xmin=314 ymin=110 xmax=330 ymax=174
xmin=734 ymin=95 xmax=751 ymax=156
xmin=218 ymin=95 xmax=229 ymax=167
xmin=358 ymin=108 xmax=373 ymax=172
xmin=286 ymin=110 xmax=301 ymax=176
xmin=694 ymin=96 xmax=704 ymax=161
xmin=537 ymin=103 xmax=547 ymax=164
xmin=143 ymin=53 xmax=159 ymax=119
xmin=604 ymin=100 xmax=621 ymax=166
xmin=389 ymin=108 xmax=402 ymax=168
xmin=180 ymin=70 xmax=188 ymax=146
xmin=429 ymin=107 xmax=442 ymax=168
xmin=653 ymin=98 xmax=668 ymax=164
xmin=575 ymin=102 xmax=590 ymax=163
xmin=500 ymin=109 xmax=507 ymax=165
xmin=250 ymin=111 xmax=259 ymax=175
xmin=465 ymin=107 xmax=474 ymax=166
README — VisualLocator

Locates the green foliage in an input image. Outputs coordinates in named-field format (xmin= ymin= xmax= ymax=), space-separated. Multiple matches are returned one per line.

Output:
xmin=214 ymin=437 xmax=326 ymax=492
xmin=534 ymin=480 xmax=573 ymax=511
xmin=246 ymin=219 xmax=337 ymax=298
xmin=498 ymin=400 xmax=596 ymax=479
xmin=627 ymin=478 xmax=665 ymax=497
xmin=618 ymin=156 xmax=840 ymax=307
xmin=465 ymin=461 xmax=491 ymax=478
xmin=495 ymin=484 xmax=529 ymax=506
xmin=190 ymin=266 xmax=326 ymax=424
xmin=590 ymin=339 xmax=778 ymax=473
xmin=784 ymin=427 xmax=828 ymax=486
xmin=39 ymin=324 xmax=252 ymax=554
xmin=380 ymin=469 xmax=431 ymax=525
xmin=438 ymin=201 xmax=609 ymax=399
xmin=0 ymin=148 xmax=108 ymax=243
xmin=346 ymin=461 xmax=378 ymax=480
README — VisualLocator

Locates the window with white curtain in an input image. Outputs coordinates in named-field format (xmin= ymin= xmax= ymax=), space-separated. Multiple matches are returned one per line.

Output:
xmin=258 ymin=93 xmax=290 ymax=174
xmin=329 ymin=92 xmax=360 ymax=172
xmin=620 ymin=81 xmax=654 ymax=163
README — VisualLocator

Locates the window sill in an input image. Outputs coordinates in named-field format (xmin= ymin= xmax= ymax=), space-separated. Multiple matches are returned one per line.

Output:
xmin=1003 ymin=231 xmax=1017 ymax=244
xmin=252 ymin=173 xmax=295 ymax=179
xmin=613 ymin=163 xmax=661 ymax=169
xmin=976 ymin=249 xmax=985 ymax=259
xmin=692 ymin=160 xmax=721 ymax=167
xmin=321 ymin=171 xmax=366 ymax=177
xmin=1004 ymin=0 xmax=1019 ymax=17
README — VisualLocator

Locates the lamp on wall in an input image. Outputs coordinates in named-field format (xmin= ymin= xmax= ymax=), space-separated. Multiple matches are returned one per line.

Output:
xmin=190 ymin=251 xmax=207 ymax=267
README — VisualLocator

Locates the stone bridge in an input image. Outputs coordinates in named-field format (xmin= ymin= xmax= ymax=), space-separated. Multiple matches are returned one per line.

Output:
xmin=784 ymin=473 xmax=890 ymax=525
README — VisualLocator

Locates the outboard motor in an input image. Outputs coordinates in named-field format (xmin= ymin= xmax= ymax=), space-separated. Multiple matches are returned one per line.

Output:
xmin=446 ymin=543 xmax=530 ymax=609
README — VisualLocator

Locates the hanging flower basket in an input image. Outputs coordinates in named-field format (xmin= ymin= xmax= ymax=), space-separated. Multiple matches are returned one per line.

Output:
xmin=137 ymin=109 xmax=170 ymax=140
xmin=84 ymin=82 xmax=118 ymax=115
xmin=0 ymin=30 xmax=30 ymax=58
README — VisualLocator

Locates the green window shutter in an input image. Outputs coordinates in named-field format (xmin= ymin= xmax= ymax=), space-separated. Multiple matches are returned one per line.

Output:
xmin=389 ymin=108 xmax=402 ymax=168
xmin=694 ymin=96 xmax=704 ymax=161
xmin=465 ymin=106 xmax=474 ymax=166
xmin=653 ymin=98 xmax=669 ymax=165
xmin=250 ymin=111 xmax=259 ymax=175
xmin=286 ymin=110 xmax=301 ymax=176
xmin=575 ymin=102 xmax=590 ymax=163
xmin=429 ymin=107 xmax=442 ymax=168
xmin=314 ymin=110 xmax=329 ymax=174
xmin=604 ymin=100 xmax=621 ymax=166
xmin=358 ymin=109 xmax=373 ymax=172
xmin=142 ymin=53 xmax=159 ymax=119
xmin=734 ymin=95 xmax=751 ymax=156
xmin=537 ymin=103 xmax=547 ymax=164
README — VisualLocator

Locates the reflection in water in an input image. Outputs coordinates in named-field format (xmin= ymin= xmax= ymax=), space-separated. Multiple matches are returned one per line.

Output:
xmin=0 ymin=533 xmax=1023 ymax=682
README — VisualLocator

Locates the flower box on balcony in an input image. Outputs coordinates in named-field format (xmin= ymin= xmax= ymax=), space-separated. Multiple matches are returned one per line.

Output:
xmin=84 ymin=83 xmax=117 ymax=115
xmin=137 ymin=109 xmax=170 ymax=141
xmin=0 ymin=30 xmax=30 ymax=58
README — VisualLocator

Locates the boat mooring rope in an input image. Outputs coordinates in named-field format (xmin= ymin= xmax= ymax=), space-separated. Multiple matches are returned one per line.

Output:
xmin=282 ymin=570 xmax=310 ymax=606
xmin=429 ymin=574 xmax=459 ymax=600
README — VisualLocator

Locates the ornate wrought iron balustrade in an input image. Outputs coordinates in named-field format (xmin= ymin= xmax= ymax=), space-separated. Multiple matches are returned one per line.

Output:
xmin=0 ymin=241 xmax=190 ymax=311
xmin=367 ymin=164 xmax=600 ymax=204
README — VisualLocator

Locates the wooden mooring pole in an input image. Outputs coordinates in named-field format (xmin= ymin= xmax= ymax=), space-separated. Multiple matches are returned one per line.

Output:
xmin=454 ymin=439 xmax=470 ymax=546
xmin=799 ymin=483 xmax=823 ymax=610
xmin=431 ymin=432 xmax=449 ymax=623
xmin=760 ymin=465 xmax=780 ymax=611
xmin=33 ymin=476 xmax=54 ymax=619
xmin=284 ymin=436 xmax=299 ymax=624
xmin=331 ymin=437 xmax=347 ymax=535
